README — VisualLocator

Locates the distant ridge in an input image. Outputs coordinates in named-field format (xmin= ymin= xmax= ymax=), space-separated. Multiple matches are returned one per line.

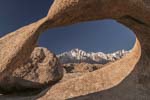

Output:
xmin=57 ymin=48 xmax=129 ymax=64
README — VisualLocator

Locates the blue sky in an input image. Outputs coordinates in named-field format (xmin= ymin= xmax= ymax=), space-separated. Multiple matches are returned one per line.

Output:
xmin=0 ymin=0 xmax=135 ymax=54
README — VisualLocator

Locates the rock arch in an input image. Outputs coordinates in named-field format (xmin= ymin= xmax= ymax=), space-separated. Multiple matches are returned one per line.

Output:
xmin=0 ymin=0 xmax=150 ymax=100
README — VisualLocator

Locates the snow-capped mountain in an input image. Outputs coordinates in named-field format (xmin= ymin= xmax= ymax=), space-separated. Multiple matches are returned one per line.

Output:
xmin=57 ymin=48 xmax=129 ymax=64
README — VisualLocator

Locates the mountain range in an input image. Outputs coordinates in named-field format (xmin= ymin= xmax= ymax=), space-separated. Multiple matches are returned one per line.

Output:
xmin=57 ymin=48 xmax=130 ymax=64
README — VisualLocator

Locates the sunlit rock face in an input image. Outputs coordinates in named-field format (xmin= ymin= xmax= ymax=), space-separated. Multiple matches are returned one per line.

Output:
xmin=38 ymin=0 xmax=150 ymax=100
xmin=13 ymin=47 xmax=63 ymax=86
xmin=0 ymin=47 xmax=63 ymax=94
xmin=0 ymin=0 xmax=150 ymax=100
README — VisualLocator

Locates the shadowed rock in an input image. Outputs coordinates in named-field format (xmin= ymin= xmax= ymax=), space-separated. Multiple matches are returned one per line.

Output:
xmin=0 ymin=0 xmax=150 ymax=100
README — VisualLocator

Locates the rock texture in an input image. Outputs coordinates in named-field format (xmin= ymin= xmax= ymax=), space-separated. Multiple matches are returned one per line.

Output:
xmin=0 ymin=47 xmax=63 ymax=94
xmin=13 ymin=47 xmax=63 ymax=87
xmin=37 ymin=0 xmax=150 ymax=100
xmin=0 ymin=0 xmax=150 ymax=100
xmin=0 ymin=17 xmax=48 ymax=94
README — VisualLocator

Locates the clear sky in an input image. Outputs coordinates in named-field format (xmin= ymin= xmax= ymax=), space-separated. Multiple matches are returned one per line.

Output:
xmin=0 ymin=0 xmax=135 ymax=54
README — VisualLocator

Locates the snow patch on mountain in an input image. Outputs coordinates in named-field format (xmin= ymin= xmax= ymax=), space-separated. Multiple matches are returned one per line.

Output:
xmin=57 ymin=48 xmax=130 ymax=64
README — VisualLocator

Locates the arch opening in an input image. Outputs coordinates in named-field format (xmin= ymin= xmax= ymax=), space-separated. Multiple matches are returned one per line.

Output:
xmin=39 ymin=19 xmax=135 ymax=54
xmin=38 ymin=19 xmax=136 ymax=74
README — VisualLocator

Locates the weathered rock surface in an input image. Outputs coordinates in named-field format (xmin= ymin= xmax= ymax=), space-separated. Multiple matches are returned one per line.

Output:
xmin=0 ymin=0 xmax=150 ymax=100
xmin=37 ymin=0 xmax=150 ymax=100
xmin=0 ymin=47 xmax=63 ymax=94
xmin=0 ymin=18 xmax=46 ymax=75
xmin=0 ymin=17 xmax=49 ymax=94
xmin=13 ymin=47 xmax=63 ymax=86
